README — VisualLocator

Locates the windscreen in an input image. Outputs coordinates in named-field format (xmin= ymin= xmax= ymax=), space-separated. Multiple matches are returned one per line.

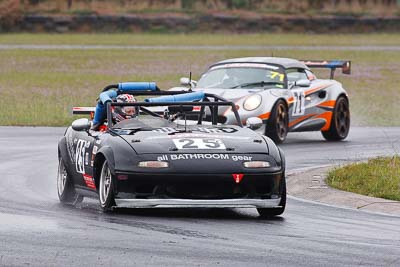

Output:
xmin=197 ymin=63 xmax=287 ymax=89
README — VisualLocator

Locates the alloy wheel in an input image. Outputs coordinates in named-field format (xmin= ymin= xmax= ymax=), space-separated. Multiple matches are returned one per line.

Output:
xmin=335 ymin=99 xmax=350 ymax=137
xmin=276 ymin=103 xmax=288 ymax=140
xmin=99 ymin=162 xmax=112 ymax=205
xmin=57 ymin=160 xmax=67 ymax=196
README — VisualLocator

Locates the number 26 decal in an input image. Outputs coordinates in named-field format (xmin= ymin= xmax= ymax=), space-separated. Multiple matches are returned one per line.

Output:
xmin=292 ymin=90 xmax=305 ymax=116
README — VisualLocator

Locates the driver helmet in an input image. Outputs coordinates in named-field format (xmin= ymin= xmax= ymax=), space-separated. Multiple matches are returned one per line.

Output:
xmin=113 ymin=94 xmax=137 ymax=123
xmin=223 ymin=67 xmax=242 ymax=85
xmin=225 ymin=67 xmax=242 ymax=77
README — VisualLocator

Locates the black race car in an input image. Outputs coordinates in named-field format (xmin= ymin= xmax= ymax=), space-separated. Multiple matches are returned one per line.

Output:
xmin=57 ymin=82 xmax=286 ymax=217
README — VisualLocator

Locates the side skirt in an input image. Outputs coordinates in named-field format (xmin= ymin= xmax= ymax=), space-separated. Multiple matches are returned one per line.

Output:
xmin=75 ymin=187 xmax=99 ymax=199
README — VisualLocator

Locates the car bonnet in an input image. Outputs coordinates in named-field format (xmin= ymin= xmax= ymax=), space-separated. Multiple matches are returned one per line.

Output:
xmin=117 ymin=126 xmax=269 ymax=155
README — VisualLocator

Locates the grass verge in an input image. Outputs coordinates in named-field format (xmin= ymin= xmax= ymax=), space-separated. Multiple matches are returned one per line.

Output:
xmin=327 ymin=157 xmax=400 ymax=201
xmin=0 ymin=34 xmax=400 ymax=126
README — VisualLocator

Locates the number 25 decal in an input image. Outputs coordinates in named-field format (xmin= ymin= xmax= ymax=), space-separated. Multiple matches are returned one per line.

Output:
xmin=173 ymin=138 xmax=226 ymax=150
xmin=292 ymin=90 xmax=305 ymax=116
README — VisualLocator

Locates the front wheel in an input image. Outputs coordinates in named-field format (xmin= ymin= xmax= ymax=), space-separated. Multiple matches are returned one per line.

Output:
xmin=321 ymin=96 xmax=350 ymax=141
xmin=99 ymin=160 xmax=116 ymax=212
xmin=265 ymin=100 xmax=289 ymax=144
xmin=257 ymin=178 xmax=286 ymax=218
xmin=57 ymin=158 xmax=83 ymax=206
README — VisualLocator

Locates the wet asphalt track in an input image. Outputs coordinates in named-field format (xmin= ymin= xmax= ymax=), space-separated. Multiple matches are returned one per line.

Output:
xmin=0 ymin=126 xmax=400 ymax=266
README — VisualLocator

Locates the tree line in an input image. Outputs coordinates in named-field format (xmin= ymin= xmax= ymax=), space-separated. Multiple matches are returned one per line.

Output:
xmin=19 ymin=0 xmax=400 ymax=10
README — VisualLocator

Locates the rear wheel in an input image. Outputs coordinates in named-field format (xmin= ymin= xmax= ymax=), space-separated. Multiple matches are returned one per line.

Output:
xmin=265 ymin=100 xmax=288 ymax=143
xmin=57 ymin=158 xmax=83 ymax=206
xmin=99 ymin=160 xmax=116 ymax=212
xmin=322 ymin=96 xmax=350 ymax=141
xmin=257 ymin=178 xmax=286 ymax=218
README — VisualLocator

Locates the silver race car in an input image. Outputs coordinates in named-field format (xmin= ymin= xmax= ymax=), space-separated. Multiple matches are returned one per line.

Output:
xmin=174 ymin=57 xmax=351 ymax=143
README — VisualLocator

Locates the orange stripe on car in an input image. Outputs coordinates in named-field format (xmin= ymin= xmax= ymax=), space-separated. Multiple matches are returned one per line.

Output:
xmin=258 ymin=112 xmax=270 ymax=120
xmin=317 ymin=100 xmax=336 ymax=108
xmin=289 ymin=114 xmax=316 ymax=128
xmin=315 ymin=111 xmax=333 ymax=131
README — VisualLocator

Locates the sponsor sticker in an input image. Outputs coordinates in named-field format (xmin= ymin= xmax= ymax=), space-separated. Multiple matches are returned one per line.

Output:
xmin=146 ymin=133 xmax=249 ymax=141
xmin=157 ymin=154 xmax=252 ymax=161
xmin=83 ymin=174 xmax=96 ymax=189
xmin=91 ymin=145 xmax=98 ymax=165
xmin=153 ymin=127 xmax=237 ymax=134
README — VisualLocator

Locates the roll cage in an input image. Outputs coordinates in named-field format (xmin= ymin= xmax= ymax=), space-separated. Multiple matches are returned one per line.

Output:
xmin=105 ymin=90 xmax=243 ymax=128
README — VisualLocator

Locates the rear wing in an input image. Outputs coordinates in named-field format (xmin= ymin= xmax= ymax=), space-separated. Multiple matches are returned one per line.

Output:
xmin=301 ymin=60 xmax=351 ymax=79
xmin=72 ymin=107 xmax=95 ymax=116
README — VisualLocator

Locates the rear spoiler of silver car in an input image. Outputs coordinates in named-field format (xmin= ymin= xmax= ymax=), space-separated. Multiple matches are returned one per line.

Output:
xmin=301 ymin=60 xmax=351 ymax=79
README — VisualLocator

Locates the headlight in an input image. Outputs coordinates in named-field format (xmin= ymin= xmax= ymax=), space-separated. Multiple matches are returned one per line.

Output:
xmin=243 ymin=94 xmax=262 ymax=111
xmin=138 ymin=161 xmax=169 ymax=168
xmin=243 ymin=161 xmax=270 ymax=168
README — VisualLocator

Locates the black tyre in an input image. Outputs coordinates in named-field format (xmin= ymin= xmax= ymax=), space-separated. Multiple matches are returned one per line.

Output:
xmin=99 ymin=160 xmax=116 ymax=212
xmin=321 ymin=96 xmax=350 ymax=141
xmin=257 ymin=178 xmax=286 ymax=218
xmin=57 ymin=158 xmax=83 ymax=206
xmin=265 ymin=100 xmax=288 ymax=143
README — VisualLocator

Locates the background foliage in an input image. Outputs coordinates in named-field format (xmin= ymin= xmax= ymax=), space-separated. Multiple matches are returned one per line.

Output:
xmin=1 ymin=0 xmax=399 ymax=16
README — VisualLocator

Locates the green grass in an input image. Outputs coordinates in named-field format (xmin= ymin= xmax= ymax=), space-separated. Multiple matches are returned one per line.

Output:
xmin=0 ymin=33 xmax=400 ymax=126
xmin=327 ymin=157 xmax=400 ymax=201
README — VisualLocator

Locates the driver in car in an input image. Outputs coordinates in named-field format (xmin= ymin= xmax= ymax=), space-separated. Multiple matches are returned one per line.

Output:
xmin=221 ymin=68 xmax=243 ymax=88
xmin=91 ymin=92 xmax=137 ymax=131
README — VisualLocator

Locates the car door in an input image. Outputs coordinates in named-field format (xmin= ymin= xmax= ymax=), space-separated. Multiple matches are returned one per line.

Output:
xmin=286 ymin=68 xmax=311 ymax=125
xmin=71 ymin=130 xmax=97 ymax=191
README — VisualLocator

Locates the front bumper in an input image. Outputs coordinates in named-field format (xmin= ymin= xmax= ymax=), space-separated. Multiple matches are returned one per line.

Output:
xmin=115 ymin=197 xmax=282 ymax=208
xmin=113 ymin=171 xmax=284 ymax=209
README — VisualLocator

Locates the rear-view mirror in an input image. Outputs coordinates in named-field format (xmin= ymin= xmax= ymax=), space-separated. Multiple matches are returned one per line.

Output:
xmin=180 ymin=77 xmax=190 ymax=86
xmin=295 ymin=79 xmax=311 ymax=87
xmin=72 ymin=118 xmax=91 ymax=132
xmin=180 ymin=77 xmax=197 ymax=87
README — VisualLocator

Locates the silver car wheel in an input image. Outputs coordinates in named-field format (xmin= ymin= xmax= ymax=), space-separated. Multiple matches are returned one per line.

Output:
xmin=57 ymin=159 xmax=67 ymax=196
xmin=99 ymin=161 xmax=112 ymax=205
